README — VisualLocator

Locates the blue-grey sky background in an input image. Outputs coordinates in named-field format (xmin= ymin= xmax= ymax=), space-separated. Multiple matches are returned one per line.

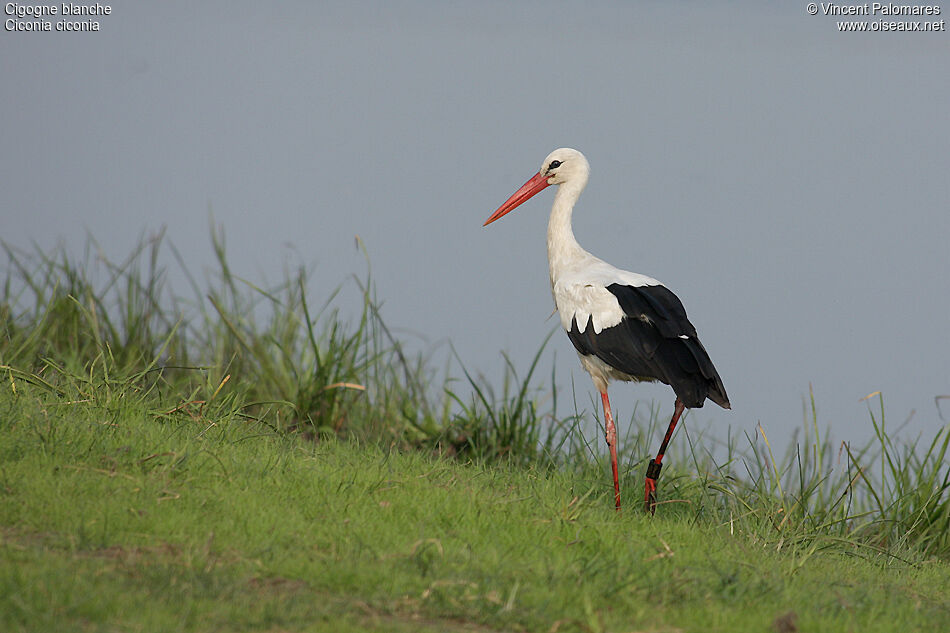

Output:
xmin=3 ymin=1 xmax=948 ymax=454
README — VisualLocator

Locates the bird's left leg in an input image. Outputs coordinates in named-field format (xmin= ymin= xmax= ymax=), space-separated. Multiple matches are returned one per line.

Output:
xmin=600 ymin=390 xmax=621 ymax=511
xmin=644 ymin=398 xmax=685 ymax=515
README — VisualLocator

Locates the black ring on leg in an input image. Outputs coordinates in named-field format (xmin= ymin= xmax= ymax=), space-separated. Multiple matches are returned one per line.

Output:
xmin=646 ymin=459 xmax=662 ymax=482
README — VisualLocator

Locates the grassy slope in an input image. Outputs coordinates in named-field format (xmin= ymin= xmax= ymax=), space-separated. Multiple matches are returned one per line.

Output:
xmin=2 ymin=386 xmax=948 ymax=633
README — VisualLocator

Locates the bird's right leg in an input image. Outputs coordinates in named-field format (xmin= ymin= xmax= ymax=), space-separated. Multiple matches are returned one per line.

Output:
xmin=600 ymin=390 xmax=621 ymax=511
xmin=644 ymin=398 xmax=685 ymax=514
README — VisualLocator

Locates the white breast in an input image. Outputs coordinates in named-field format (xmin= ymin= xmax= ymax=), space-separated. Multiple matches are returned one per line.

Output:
xmin=552 ymin=256 xmax=661 ymax=334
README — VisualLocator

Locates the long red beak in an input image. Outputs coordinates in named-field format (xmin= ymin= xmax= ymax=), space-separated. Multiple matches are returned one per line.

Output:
xmin=483 ymin=172 xmax=551 ymax=226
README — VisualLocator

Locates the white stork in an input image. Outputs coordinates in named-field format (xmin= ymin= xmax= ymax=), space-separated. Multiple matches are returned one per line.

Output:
xmin=484 ymin=148 xmax=730 ymax=513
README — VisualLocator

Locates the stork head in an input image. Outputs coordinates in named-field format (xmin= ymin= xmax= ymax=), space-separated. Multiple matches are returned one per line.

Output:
xmin=537 ymin=147 xmax=589 ymax=186
xmin=483 ymin=148 xmax=590 ymax=226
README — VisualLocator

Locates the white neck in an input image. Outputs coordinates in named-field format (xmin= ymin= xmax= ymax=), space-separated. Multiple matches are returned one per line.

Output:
xmin=546 ymin=179 xmax=589 ymax=284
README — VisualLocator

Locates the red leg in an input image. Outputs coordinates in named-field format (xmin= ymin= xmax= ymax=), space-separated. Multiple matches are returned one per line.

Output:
xmin=644 ymin=398 xmax=685 ymax=514
xmin=600 ymin=391 xmax=621 ymax=511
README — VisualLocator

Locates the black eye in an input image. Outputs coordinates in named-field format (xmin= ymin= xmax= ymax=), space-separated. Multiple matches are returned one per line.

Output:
xmin=548 ymin=160 xmax=562 ymax=170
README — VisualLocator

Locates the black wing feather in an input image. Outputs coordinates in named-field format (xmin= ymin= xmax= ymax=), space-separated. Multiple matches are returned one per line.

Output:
xmin=565 ymin=284 xmax=730 ymax=410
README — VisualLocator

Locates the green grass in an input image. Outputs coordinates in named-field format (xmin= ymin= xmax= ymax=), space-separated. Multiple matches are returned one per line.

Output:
xmin=1 ymin=387 xmax=948 ymax=632
xmin=1 ymin=232 xmax=949 ymax=631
